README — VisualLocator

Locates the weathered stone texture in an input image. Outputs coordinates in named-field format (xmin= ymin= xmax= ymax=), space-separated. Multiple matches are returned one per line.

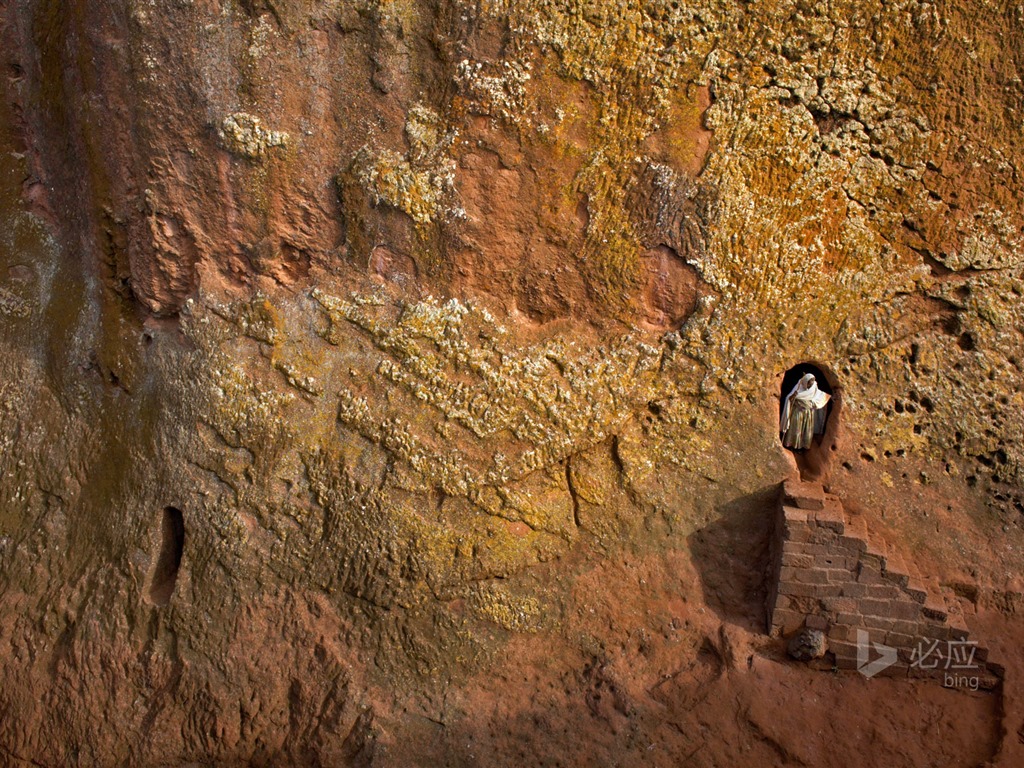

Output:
xmin=0 ymin=0 xmax=1023 ymax=765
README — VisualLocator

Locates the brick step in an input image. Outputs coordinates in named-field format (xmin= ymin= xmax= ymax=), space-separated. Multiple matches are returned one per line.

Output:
xmin=903 ymin=576 xmax=930 ymax=604
xmin=946 ymin=610 xmax=970 ymax=641
xmin=887 ymin=566 xmax=951 ymax=619
xmin=912 ymin=576 xmax=952 ymax=622
xmin=885 ymin=554 xmax=923 ymax=592
xmin=861 ymin=536 xmax=888 ymax=571
xmin=782 ymin=479 xmax=826 ymax=511
xmin=842 ymin=514 xmax=869 ymax=542
xmin=901 ymin=553 xmax=923 ymax=580
xmin=768 ymin=480 xmax=1000 ymax=688
xmin=833 ymin=505 xmax=932 ymax=601
xmin=815 ymin=499 xmax=845 ymax=534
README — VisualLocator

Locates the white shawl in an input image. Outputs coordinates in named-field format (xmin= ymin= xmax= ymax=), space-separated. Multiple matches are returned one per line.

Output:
xmin=780 ymin=373 xmax=830 ymax=432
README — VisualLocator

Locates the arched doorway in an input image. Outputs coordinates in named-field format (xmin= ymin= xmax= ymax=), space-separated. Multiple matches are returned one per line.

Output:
xmin=779 ymin=362 xmax=841 ymax=482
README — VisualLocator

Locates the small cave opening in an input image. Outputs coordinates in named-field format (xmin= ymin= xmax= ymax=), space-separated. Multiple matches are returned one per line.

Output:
xmin=146 ymin=506 xmax=185 ymax=607
xmin=778 ymin=362 xmax=841 ymax=482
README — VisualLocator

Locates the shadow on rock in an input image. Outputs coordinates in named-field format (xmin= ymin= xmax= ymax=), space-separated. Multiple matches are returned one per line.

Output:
xmin=688 ymin=484 xmax=778 ymax=633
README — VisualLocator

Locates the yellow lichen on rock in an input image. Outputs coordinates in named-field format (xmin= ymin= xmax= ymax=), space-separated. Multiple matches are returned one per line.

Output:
xmin=353 ymin=105 xmax=464 ymax=229
xmin=218 ymin=112 xmax=290 ymax=159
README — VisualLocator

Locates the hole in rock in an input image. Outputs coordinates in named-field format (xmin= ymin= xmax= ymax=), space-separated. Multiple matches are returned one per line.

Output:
xmin=146 ymin=507 xmax=185 ymax=607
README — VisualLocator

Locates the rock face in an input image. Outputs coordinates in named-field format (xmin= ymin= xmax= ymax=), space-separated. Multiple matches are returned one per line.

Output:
xmin=1 ymin=1 xmax=1024 ymax=765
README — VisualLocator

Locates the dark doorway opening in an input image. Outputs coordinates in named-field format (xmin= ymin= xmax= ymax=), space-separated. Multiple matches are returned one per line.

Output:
xmin=147 ymin=506 xmax=185 ymax=607
xmin=779 ymin=362 xmax=840 ymax=482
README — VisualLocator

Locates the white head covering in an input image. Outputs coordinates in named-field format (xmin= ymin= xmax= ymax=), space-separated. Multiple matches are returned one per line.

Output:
xmin=780 ymin=373 xmax=830 ymax=431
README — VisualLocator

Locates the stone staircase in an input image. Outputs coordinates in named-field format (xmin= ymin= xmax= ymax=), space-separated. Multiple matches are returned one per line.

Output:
xmin=767 ymin=479 xmax=1002 ymax=686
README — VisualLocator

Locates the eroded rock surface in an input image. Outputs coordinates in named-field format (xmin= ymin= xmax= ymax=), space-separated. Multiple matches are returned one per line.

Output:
xmin=1 ymin=1 xmax=1023 ymax=765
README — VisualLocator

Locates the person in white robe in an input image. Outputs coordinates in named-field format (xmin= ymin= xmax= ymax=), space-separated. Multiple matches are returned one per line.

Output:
xmin=780 ymin=373 xmax=830 ymax=450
